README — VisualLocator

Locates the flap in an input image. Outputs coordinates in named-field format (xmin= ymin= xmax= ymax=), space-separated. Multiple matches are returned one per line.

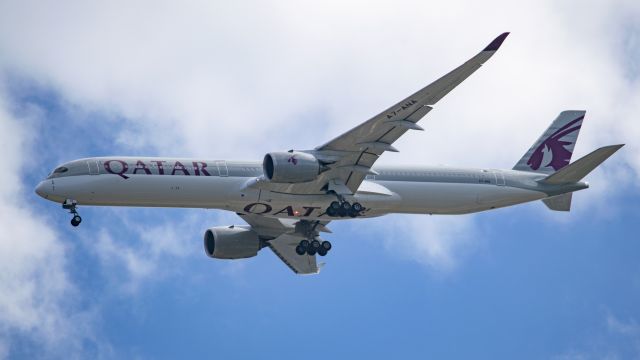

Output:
xmin=356 ymin=180 xmax=394 ymax=196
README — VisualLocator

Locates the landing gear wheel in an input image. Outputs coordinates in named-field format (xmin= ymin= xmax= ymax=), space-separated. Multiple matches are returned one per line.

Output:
xmin=330 ymin=201 xmax=341 ymax=210
xmin=63 ymin=199 xmax=82 ymax=227
xmin=70 ymin=215 xmax=82 ymax=227
xmin=306 ymin=240 xmax=320 ymax=255
xmin=326 ymin=206 xmax=338 ymax=217
xmin=297 ymin=240 xmax=311 ymax=256
xmin=321 ymin=241 xmax=332 ymax=251
xmin=310 ymin=240 xmax=321 ymax=251
xmin=317 ymin=248 xmax=328 ymax=256
xmin=341 ymin=201 xmax=351 ymax=211
xmin=351 ymin=202 xmax=363 ymax=212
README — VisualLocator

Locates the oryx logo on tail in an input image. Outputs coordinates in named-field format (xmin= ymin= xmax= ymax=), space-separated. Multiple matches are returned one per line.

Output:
xmin=513 ymin=111 xmax=586 ymax=174
xmin=528 ymin=116 xmax=583 ymax=171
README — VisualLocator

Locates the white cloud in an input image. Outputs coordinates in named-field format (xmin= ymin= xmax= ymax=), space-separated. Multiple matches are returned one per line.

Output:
xmin=0 ymin=0 xmax=637 ymax=161
xmin=0 ymin=92 xmax=103 ymax=358
xmin=607 ymin=312 xmax=640 ymax=339
xmin=2 ymin=0 xmax=638 ymax=171
xmin=553 ymin=311 xmax=640 ymax=359
xmin=89 ymin=212 xmax=198 ymax=294
xmin=355 ymin=214 xmax=477 ymax=273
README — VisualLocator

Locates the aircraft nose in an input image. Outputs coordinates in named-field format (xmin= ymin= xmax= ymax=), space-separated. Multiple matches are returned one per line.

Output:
xmin=35 ymin=181 xmax=49 ymax=198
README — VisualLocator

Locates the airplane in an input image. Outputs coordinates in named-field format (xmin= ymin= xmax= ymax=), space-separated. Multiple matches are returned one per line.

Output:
xmin=35 ymin=32 xmax=624 ymax=275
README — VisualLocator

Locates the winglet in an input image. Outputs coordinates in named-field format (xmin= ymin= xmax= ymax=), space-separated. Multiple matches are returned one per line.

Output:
xmin=483 ymin=32 xmax=510 ymax=51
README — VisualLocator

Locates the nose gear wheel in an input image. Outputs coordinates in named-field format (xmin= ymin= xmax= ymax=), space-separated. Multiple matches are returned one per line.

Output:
xmin=63 ymin=199 xmax=82 ymax=227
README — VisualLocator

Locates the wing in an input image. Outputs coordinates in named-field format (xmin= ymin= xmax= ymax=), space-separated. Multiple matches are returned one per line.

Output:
xmin=237 ymin=213 xmax=330 ymax=275
xmin=251 ymin=32 xmax=509 ymax=195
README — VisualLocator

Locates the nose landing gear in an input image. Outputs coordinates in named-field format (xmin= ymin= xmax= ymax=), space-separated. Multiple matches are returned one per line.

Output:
xmin=70 ymin=215 xmax=82 ymax=227
xmin=63 ymin=199 xmax=82 ymax=227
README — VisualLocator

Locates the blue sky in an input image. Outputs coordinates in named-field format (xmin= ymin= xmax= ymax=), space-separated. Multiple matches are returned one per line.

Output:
xmin=1 ymin=1 xmax=639 ymax=359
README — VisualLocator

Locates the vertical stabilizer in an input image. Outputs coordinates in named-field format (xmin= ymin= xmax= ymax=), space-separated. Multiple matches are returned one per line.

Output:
xmin=513 ymin=110 xmax=585 ymax=174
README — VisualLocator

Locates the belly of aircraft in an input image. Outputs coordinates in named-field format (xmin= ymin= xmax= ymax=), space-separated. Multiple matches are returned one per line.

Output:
xmin=377 ymin=181 xmax=546 ymax=215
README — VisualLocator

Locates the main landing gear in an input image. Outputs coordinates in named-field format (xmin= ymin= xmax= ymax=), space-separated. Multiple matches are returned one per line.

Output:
xmin=293 ymin=220 xmax=332 ymax=257
xmin=325 ymin=200 xmax=364 ymax=218
xmin=295 ymin=239 xmax=332 ymax=257
xmin=63 ymin=199 xmax=82 ymax=227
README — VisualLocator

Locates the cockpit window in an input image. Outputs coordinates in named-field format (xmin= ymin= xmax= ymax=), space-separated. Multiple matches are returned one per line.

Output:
xmin=47 ymin=161 xmax=93 ymax=179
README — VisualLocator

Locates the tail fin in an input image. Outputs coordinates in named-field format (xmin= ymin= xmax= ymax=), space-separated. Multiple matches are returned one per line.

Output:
xmin=540 ymin=144 xmax=624 ymax=185
xmin=513 ymin=110 xmax=585 ymax=174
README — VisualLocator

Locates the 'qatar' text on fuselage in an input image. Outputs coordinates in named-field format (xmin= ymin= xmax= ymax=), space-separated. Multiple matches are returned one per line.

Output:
xmin=103 ymin=159 xmax=214 ymax=179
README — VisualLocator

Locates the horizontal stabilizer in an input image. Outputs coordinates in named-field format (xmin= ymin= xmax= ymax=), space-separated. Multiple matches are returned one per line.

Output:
xmin=542 ymin=193 xmax=572 ymax=211
xmin=541 ymin=144 xmax=624 ymax=184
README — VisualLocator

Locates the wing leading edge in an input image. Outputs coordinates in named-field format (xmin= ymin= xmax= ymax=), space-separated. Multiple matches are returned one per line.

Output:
xmin=251 ymin=32 xmax=509 ymax=195
xmin=318 ymin=32 xmax=510 ymax=152
xmin=314 ymin=32 xmax=510 ymax=193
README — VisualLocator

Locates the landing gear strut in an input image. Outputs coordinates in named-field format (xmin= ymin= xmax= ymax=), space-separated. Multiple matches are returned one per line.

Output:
xmin=63 ymin=199 xmax=82 ymax=227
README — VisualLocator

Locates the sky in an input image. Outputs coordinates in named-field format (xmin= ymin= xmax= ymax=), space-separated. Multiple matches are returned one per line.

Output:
xmin=0 ymin=0 xmax=639 ymax=359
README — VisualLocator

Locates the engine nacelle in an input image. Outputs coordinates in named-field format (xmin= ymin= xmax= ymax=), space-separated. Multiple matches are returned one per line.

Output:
xmin=263 ymin=151 xmax=320 ymax=183
xmin=203 ymin=226 xmax=260 ymax=259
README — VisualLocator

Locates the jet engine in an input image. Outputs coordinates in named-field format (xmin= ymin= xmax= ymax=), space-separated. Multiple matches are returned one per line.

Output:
xmin=263 ymin=151 xmax=320 ymax=183
xmin=203 ymin=226 xmax=261 ymax=259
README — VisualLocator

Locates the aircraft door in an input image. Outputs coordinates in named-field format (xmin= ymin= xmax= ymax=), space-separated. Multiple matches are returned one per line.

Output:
xmin=494 ymin=171 xmax=505 ymax=186
xmin=479 ymin=170 xmax=491 ymax=184
xmin=88 ymin=160 xmax=100 ymax=175
xmin=216 ymin=161 xmax=228 ymax=177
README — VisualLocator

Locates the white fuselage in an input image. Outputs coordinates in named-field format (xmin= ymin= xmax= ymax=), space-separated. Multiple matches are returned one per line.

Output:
xmin=35 ymin=157 xmax=561 ymax=220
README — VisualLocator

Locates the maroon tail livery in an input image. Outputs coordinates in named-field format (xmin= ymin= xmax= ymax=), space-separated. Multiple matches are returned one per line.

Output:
xmin=513 ymin=110 xmax=585 ymax=174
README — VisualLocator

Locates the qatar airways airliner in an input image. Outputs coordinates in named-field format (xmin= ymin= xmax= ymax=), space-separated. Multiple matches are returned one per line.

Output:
xmin=36 ymin=33 xmax=623 ymax=274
